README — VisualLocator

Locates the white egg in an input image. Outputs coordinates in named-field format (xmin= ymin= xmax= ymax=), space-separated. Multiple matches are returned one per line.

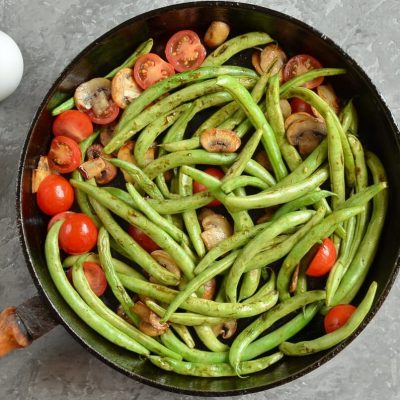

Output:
xmin=0 ymin=31 xmax=24 ymax=102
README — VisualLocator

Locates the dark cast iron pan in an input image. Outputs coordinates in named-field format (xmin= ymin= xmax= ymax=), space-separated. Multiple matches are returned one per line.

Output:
xmin=1 ymin=1 xmax=399 ymax=396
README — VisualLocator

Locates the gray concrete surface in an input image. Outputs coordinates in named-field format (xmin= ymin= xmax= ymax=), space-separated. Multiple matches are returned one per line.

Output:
xmin=0 ymin=0 xmax=399 ymax=399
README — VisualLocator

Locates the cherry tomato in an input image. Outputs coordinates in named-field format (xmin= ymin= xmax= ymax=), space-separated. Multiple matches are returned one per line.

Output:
xmin=324 ymin=304 xmax=357 ymax=333
xmin=193 ymin=167 xmax=224 ymax=207
xmin=290 ymin=97 xmax=313 ymax=114
xmin=36 ymin=175 xmax=74 ymax=216
xmin=53 ymin=110 xmax=93 ymax=142
xmin=133 ymin=53 xmax=175 ymax=90
xmin=47 ymin=211 xmax=75 ymax=230
xmin=128 ymin=225 xmax=160 ymax=253
xmin=165 ymin=30 xmax=207 ymax=72
xmin=59 ymin=213 xmax=98 ymax=255
xmin=306 ymin=238 xmax=336 ymax=277
xmin=86 ymin=101 xmax=120 ymax=125
xmin=283 ymin=54 xmax=324 ymax=89
xmin=47 ymin=135 xmax=82 ymax=174
xmin=67 ymin=262 xmax=107 ymax=296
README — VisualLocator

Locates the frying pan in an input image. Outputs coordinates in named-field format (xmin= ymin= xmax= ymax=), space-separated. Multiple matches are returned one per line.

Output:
xmin=1 ymin=1 xmax=399 ymax=396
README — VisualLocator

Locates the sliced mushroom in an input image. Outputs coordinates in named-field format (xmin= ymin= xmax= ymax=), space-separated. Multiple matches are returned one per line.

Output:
xmin=280 ymin=99 xmax=292 ymax=120
xmin=204 ymin=21 xmax=230 ymax=48
xmin=132 ymin=301 xmax=152 ymax=321
xmin=311 ymin=84 xmax=341 ymax=120
xmin=254 ymin=150 xmax=273 ymax=172
xmin=151 ymin=250 xmax=181 ymax=281
xmin=117 ymin=141 xmax=136 ymax=182
xmin=139 ymin=321 xmax=168 ymax=337
xmin=111 ymin=67 xmax=142 ymax=109
xmin=251 ymin=51 xmax=264 ymax=75
xmin=116 ymin=304 xmax=134 ymax=324
xmin=31 ymin=156 xmax=56 ymax=193
xmin=200 ymin=128 xmax=241 ymax=153
xmin=298 ymin=131 xmax=325 ymax=156
xmin=286 ymin=115 xmax=327 ymax=148
xmin=79 ymin=157 xmax=107 ymax=180
xmin=211 ymin=320 xmax=237 ymax=339
xmin=74 ymin=78 xmax=112 ymax=117
xmin=99 ymin=123 xmax=116 ymax=147
xmin=201 ymin=213 xmax=233 ymax=250
xmin=198 ymin=208 xmax=216 ymax=223
xmin=83 ymin=143 xmax=117 ymax=185
xmin=284 ymin=112 xmax=314 ymax=131
xmin=259 ymin=44 xmax=287 ymax=75
xmin=133 ymin=301 xmax=169 ymax=336
xmin=200 ymin=278 xmax=217 ymax=300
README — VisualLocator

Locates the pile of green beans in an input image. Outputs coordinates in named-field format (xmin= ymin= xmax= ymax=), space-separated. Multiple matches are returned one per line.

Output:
xmin=44 ymin=32 xmax=388 ymax=378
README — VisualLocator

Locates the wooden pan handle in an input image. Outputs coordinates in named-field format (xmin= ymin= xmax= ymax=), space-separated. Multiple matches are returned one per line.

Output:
xmin=0 ymin=307 xmax=31 ymax=357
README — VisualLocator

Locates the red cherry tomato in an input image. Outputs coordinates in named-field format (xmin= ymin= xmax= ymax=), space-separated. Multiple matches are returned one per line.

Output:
xmin=306 ymin=238 xmax=337 ymax=277
xmin=165 ymin=30 xmax=207 ymax=72
xmin=67 ymin=262 xmax=107 ymax=296
xmin=47 ymin=135 xmax=82 ymax=173
xmin=47 ymin=211 xmax=75 ymax=230
xmin=283 ymin=54 xmax=324 ymax=89
xmin=36 ymin=175 xmax=74 ymax=216
xmin=59 ymin=213 xmax=98 ymax=255
xmin=133 ymin=53 xmax=175 ymax=90
xmin=53 ymin=110 xmax=93 ymax=142
xmin=86 ymin=101 xmax=120 ymax=125
xmin=290 ymin=97 xmax=313 ymax=114
xmin=128 ymin=225 xmax=160 ymax=253
xmin=324 ymin=304 xmax=357 ymax=333
xmin=193 ymin=167 xmax=224 ymax=207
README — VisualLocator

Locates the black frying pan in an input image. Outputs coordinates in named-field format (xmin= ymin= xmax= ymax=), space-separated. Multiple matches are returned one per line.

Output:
xmin=1 ymin=1 xmax=399 ymax=396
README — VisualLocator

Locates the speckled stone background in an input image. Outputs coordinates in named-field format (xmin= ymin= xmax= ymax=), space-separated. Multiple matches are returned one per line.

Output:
xmin=0 ymin=0 xmax=399 ymax=399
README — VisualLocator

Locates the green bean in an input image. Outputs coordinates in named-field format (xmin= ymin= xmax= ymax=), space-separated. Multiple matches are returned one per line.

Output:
xmin=51 ymin=39 xmax=153 ymax=116
xmin=108 ymin=158 xmax=164 ymax=200
xmin=225 ymin=211 xmax=315 ymax=303
xmin=202 ymin=32 xmax=273 ymax=67
xmin=238 ymin=269 xmax=262 ymax=302
xmin=330 ymin=153 xmax=388 ymax=306
xmin=63 ymin=253 xmax=146 ymax=280
xmin=117 ymin=66 xmax=257 ymax=132
xmin=89 ymin=196 xmax=179 ymax=286
xmin=149 ymin=352 xmax=283 ymax=377
xmin=178 ymin=169 xmax=206 ymax=258
xmin=45 ymin=220 xmax=149 ymax=355
xmin=220 ymin=175 xmax=270 ymax=193
xmin=118 ymin=274 xmax=279 ymax=319
xmin=283 ymin=87 xmax=356 ymax=188
xmin=223 ymin=167 xmax=329 ymax=211
xmin=126 ymin=182 xmax=189 ymax=246
xmin=162 ymin=252 xmax=243 ymax=322
xmin=133 ymin=104 xmax=191 ymax=167
xmin=279 ymin=68 xmax=346 ymax=96
xmin=143 ymin=150 xmax=237 ymax=180
xmin=216 ymin=75 xmax=288 ymax=180
xmin=161 ymin=137 xmax=200 ymax=152
xmin=280 ymin=282 xmax=377 ymax=355
xmin=340 ymin=99 xmax=358 ymax=135
xmin=194 ymin=325 xmax=230 ymax=352
xmin=243 ymin=302 xmax=322 ymax=360
xmin=105 ymin=76 xmax=256 ymax=153
xmin=245 ymin=159 xmax=277 ymax=186
xmin=277 ymin=206 xmax=365 ymax=301
xmin=266 ymin=73 xmax=303 ymax=170
xmin=243 ymin=270 xmax=276 ymax=304
xmin=229 ymin=290 xmax=326 ymax=373
xmin=171 ymin=324 xmax=195 ymax=349
xmin=71 ymin=179 xmax=195 ymax=279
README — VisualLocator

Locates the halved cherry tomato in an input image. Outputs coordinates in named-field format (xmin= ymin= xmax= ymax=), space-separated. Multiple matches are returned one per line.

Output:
xmin=59 ymin=213 xmax=98 ymax=255
xmin=165 ymin=30 xmax=206 ymax=72
xmin=86 ymin=101 xmax=120 ymax=125
xmin=324 ymin=304 xmax=357 ymax=333
xmin=47 ymin=211 xmax=75 ymax=230
xmin=67 ymin=262 xmax=107 ymax=296
xmin=36 ymin=175 xmax=74 ymax=216
xmin=53 ymin=110 xmax=93 ymax=142
xmin=283 ymin=54 xmax=324 ymax=89
xmin=133 ymin=53 xmax=175 ymax=90
xmin=193 ymin=167 xmax=224 ymax=207
xmin=47 ymin=136 xmax=82 ymax=174
xmin=290 ymin=97 xmax=313 ymax=114
xmin=306 ymin=238 xmax=336 ymax=277
xmin=128 ymin=225 xmax=160 ymax=253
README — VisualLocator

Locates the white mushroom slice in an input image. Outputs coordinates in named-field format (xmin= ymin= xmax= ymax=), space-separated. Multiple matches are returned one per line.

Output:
xmin=204 ymin=21 xmax=230 ymax=48
xmin=211 ymin=320 xmax=237 ymax=339
xmin=286 ymin=117 xmax=327 ymax=146
xmin=201 ymin=214 xmax=233 ymax=250
xmin=151 ymin=250 xmax=181 ymax=281
xmin=74 ymin=77 xmax=112 ymax=117
xmin=198 ymin=208 xmax=216 ymax=223
xmin=298 ymin=131 xmax=325 ymax=156
xmin=200 ymin=128 xmax=241 ymax=153
xmin=31 ymin=156 xmax=56 ymax=193
xmin=251 ymin=51 xmax=264 ymax=75
xmin=200 ymin=278 xmax=217 ymax=300
xmin=117 ymin=141 xmax=136 ymax=182
xmin=312 ymin=84 xmax=341 ymax=120
xmin=284 ymin=112 xmax=314 ymax=131
xmin=99 ymin=123 xmax=116 ymax=148
xmin=111 ymin=67 xmax=142 ymax=109
xmin=133 ymin=301 xmax=169 ymax=336
xmin=84 ymin=143 xmax=117 ymax=185
xmin=78 ymin=157 xmax=106 ymax=180
xmin=259 ymin=44 xmax=287 ymax=75
xmin=280 ymin=99 xmax=292 ymax=120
